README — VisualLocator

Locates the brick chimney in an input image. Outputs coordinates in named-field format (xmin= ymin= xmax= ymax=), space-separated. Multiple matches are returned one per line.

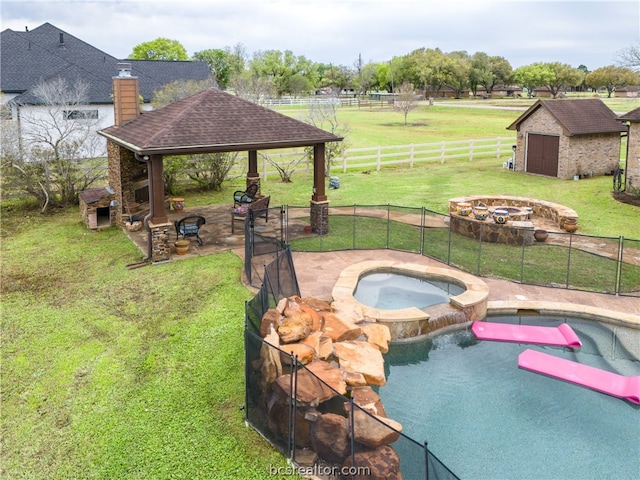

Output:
xmin=112 ymin=62 xmax=140 ymax=126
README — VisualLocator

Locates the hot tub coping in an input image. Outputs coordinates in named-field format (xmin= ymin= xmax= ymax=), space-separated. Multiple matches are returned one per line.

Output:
xmin=332 ymin=261 xmax=490 ymax=324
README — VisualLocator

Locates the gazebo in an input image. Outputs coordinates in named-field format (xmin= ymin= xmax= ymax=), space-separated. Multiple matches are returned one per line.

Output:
xmin=98 ymin=65 xmax=342 ymax=262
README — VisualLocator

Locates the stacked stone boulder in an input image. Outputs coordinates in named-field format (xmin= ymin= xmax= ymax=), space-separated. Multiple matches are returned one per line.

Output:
xmin=255 ymin=295 xmax=403 ymax=479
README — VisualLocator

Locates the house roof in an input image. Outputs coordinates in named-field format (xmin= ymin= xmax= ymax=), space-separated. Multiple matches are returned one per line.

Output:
xmin=618 ymin=106 xmax=640 ymax=123
xmin=1 ymin=23 xmax=210 ymax=104
xmin=507 ymin=99 xmax=626 ymax=136
xmin=98 ymin=88 xmax=343 ymax=155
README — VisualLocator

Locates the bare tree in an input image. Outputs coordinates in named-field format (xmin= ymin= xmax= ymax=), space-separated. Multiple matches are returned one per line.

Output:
xmin=303 ymin=98 xmax=348 ymax=176
xmin=259 ymin=150 xmax=307 ymax=183
xmin=393 ymin=83 xmax=419 ymax=125
xmin=616 ymin=43 xmax=640 ymax=71
xmin=185 ymin=152 xmax=239 ymax=190
xmin=2 ymin=77 xmax=105 ymax=211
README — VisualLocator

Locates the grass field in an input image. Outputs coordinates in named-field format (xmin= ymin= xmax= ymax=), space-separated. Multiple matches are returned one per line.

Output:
xmin=2 ymin=99 xmax=639 ymax=479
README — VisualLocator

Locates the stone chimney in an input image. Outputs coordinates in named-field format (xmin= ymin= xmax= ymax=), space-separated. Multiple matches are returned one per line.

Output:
xmin=112 ymin=62 xmax=140 ymax=126
xmin=108 ymin=63 xmax=146 ymax=227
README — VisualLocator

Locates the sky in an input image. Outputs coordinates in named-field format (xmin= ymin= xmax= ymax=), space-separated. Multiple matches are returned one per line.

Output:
xmin=2 ymin=0 xmax=639 ymax=70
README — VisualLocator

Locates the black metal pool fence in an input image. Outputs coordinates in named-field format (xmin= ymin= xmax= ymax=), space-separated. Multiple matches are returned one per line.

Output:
xmin=244 ymin=249 xmax=459 ymax=479
xmin=245 ymin=204 xmax=640 ymax=296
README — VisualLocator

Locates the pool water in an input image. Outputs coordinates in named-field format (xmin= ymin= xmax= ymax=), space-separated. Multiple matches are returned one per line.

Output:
xmin=353 ymin=272 xmax=465 ymax=310
xmin=379 ymin=316 xmax=640 ymax=480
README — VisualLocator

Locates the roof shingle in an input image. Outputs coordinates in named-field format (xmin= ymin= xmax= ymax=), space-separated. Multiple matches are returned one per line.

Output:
xmin=99 ymin=88 xmax=343 ymax=155
xmin=507 ymin=99 xmax=626 ymax=136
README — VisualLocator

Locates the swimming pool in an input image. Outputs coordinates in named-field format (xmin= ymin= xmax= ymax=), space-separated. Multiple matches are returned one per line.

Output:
xmin=378 ymin=315 xmax=640 ymax=479
xmin=354 ymin=272 xmax=466 ymax=310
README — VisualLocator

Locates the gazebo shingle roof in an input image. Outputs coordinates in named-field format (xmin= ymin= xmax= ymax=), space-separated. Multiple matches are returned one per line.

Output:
xmin=507 ymin=99 xmax=626 ymax=136
xmin=99 ymin=88 xmax=342 ymax=155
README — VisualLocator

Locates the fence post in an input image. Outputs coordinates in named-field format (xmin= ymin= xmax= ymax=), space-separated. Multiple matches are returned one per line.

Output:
xmin=469 ymin=140 xmax=474 ymax=161
xmin=386 ymin=204 xmax=391 ymax=249
xmin=376 ymin=146 xmax=382 ymax=171
xmin=440 ymin=142 xmax=445 ymax=164
xmin=409 ymin=144 xmax=415 ymax=168
xmin=342 ymin=149 xmax=348 ymax=173
xmin=477 ymin=222 xmax=483 ymax=275
xmin=496 ymin=137 xmax=502 ymax=158
xmin=616 ymin=236 xmax=624 ymax=295
xmin=565 ymin=233 xmax=573 ymax=289
xmin=424 ymin=440 xmax=429 ymax=480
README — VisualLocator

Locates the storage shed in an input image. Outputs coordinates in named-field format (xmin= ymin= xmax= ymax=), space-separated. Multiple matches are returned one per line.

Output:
xmin=507 ymin=99 xmax=626 ymax=179
xmin=79 ymin=186 xmax=117 ymax=230
xmin=617 ymin=106 xmax=640 ymax=190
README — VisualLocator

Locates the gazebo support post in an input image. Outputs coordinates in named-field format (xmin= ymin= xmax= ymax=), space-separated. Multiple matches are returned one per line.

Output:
xmin=310 ymin=143 xmax=329 ymax=234
xmin=145 ymin=154 xmax=172 ymax=262
xmin=247 ymin=150 xmax=261 ymax=195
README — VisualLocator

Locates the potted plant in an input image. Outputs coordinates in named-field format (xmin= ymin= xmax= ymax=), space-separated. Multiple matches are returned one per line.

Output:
xmin=174 ymin=239 xmax=190 ymax=255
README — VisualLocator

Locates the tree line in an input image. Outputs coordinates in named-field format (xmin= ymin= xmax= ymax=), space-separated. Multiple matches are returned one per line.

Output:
xmin=130 ymin=38 xmax=640 ymax=99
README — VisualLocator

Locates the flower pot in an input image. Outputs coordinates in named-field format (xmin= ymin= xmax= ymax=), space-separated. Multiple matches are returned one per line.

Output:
xmin=563 ymin=219 xmax=578 ymax=233
xmin=303 ymin=225 xmax=313 ymax=234
xmin=492 ymin=209 xmax=509 ymax=224
xmin=125 ymin=220 xmax=142 ymax=232
xmin=473 ymin=206 xmax=489 ymax=221
xmin=175 ymin=239 xmax=190 ymax=255
xmin=457 ymin=202 xmax=472 ymax=216
xmin=534 ymin=229 xmax=548 ymax=242
xmin=172 ymin=197 xmax=185 ymax=211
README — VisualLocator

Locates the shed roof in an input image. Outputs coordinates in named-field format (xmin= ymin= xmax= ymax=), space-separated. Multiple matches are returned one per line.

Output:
xmin=98 ymin=88 xmax=343 ymax=155
xmin=507 ymin=99 xmax=626 ymax=136
xmin=618 ymin=106 xmax=640 ymax=122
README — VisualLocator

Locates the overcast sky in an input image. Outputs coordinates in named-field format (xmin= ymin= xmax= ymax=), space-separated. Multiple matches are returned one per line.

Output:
xmin=2 ymin=0 xmax=639 ymax=70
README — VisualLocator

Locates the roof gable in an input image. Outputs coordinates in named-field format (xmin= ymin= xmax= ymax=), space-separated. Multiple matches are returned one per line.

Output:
xmin=618 ymin=106 xmax=640 ymax=123
xmin=507 ymin=99 xmax=626 ymax=136
xmin=99 ymin=88 xmax=343 ymax=155
xmin=1 ymin=23 xmax=210 ymax=104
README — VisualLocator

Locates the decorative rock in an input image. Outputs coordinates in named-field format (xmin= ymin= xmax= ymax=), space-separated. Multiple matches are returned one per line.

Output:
xmin=344 ymin=371 xmax=368 ymax=387
xmin=267 ymin=396 xmax=311 ymax=448
xmin=260 ymin=308 xmax=280 ymax=338
xmin=360 ymin=323 xmax=391 ymax=353
xmin=322 ymin=312 xmax=362 ymax=342
xmin=280 ymin=343 xmax=315 ymax=365
xmin=310 ymin=413 xmax=350 ymax=464
xmin=334 ymin=341 xmax=386 ymax=386
xmin=349 ymin=408 xmax=401 ymax=448
xmin=278 ymin=316 xmax=311 ymax=344
xmin=272 ymin=361 xmax=346 ymax=406
xmin=299 ymin=303 xmax=323 ymax=331
xmin=317 ymin=334 xmax=334 ymax=360
xmin=300 ymin=296 xmax=333 ymax=312
xmin=343 ymin=445 xmax=402 ymax=480
xmin=276 ymin=297 xmax=289 ymax=315
xmin=332 ymin=299 xmax=365 ymax=324
xmin=349 ymin=386 xmax=387 ymax=417
xmin=260 ymin=328 xmax=282 ymax=391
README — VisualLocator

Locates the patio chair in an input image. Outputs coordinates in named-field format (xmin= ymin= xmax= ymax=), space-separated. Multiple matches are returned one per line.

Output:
xmin=233 ymin=183 xmax=259 ymax=207
xmin=174 ymin=215 xmax=206 ymax=245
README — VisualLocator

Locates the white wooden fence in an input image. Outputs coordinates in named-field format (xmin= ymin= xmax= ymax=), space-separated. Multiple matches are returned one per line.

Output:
xmin=232 ymin=136 xmax=516 ymax=181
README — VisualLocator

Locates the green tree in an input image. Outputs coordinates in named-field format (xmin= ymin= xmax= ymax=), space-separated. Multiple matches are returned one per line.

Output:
xmin=410 ymin=48 xmax=448 ymax=98
xmin=544 ymin=62 xmax=584 ymax=98
xmin=586 ymin=65 xmax=639 ymax=97
xmin=192 ymin=49 xmax=232 ymax=89
xmin=443 ymin=51 xmax=471 ymax=99
xmin=129 ymin=38 xmax=188 ymax=61
xmin=512 ymin=63 xmax=555 ymax=97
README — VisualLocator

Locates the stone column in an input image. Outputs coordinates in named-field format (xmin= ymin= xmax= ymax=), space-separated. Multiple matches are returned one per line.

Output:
xmin=247 ymin=150 xmax=261 ymax=195
xmin=311 ymin=143 xmax=329 ymax=234
xmin=148 ymin=220 xmax=173 ymax=262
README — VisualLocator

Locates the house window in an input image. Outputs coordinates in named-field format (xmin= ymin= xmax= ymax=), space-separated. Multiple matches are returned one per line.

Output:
xmin=64 ymin=109 xmax=98 ymax=120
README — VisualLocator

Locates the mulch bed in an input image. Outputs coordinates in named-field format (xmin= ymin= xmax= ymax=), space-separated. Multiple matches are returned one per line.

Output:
xmin=613 ymin=192 xmax=640 ymax=207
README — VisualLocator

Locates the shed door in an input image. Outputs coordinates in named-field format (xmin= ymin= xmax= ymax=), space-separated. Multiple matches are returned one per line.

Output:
xmin=526 ymin=134 xmax=559 ymax=177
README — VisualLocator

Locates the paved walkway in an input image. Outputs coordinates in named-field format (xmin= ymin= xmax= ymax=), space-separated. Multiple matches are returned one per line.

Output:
xmin=123 ymin=204 xmax=639 ymax=323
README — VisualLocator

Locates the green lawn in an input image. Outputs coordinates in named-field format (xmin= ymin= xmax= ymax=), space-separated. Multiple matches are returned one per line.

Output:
xmin=2 ymin=101 xmax=639 ymax=479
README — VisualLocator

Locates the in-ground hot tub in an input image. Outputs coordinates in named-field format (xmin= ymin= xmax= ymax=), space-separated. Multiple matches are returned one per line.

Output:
xmin=332 ymin=261 xmax=489 ymax=341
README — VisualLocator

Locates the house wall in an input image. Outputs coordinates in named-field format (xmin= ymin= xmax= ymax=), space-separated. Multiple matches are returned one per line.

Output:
xmin=626 ymin=123 xmax=640 ymax=190
xmin=515 ymin=108 xmax=621 ymax=179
